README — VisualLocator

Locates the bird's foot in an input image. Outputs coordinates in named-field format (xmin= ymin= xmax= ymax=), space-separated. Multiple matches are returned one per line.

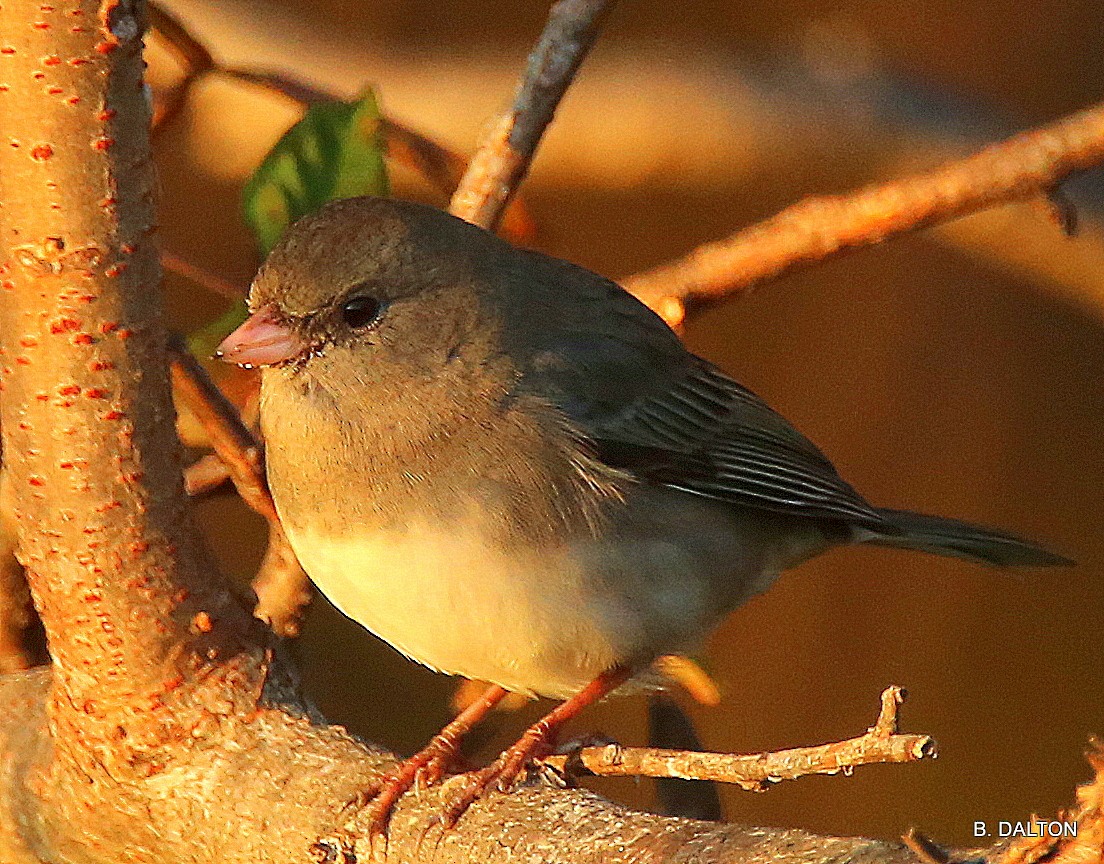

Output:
xmin=439 ymin=723 xmax=557 ymax=827
xmin=356 ymin=736 xmax=464 ymax=842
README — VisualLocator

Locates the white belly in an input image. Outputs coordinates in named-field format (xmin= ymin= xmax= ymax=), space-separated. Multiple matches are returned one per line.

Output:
xmin=283 ymin=496 xmax=825 ymax=699
xmin=286 ymin=520 xmax=630 ymax=698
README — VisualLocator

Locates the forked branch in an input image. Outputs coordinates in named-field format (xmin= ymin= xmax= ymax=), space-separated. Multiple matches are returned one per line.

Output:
xmin=545 ymin=686 xmax=935 ymax=789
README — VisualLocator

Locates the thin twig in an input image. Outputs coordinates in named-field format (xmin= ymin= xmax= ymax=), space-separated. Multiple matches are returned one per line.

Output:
xmin=168 ymin=341 xmax=275 ymax=521
xmin=167 ymin=341 xmax=311 ymax=636
xmin=147 ymin=3 xmax=215 ymax=132
xmin=183 ymin=453 xmax=233 ymax=497
xmin=214 ymin=67 xmax=540 ymax=244
xmin=542 ymin=686 xmax=935 ymax=789
xmin=624 ymin=101 xmax=1104 ymax=327
xmin=161 ymin=249 xmax=247 ymax=301
xmin=382 ymin=118 xmax=538 ymax=243
xmin=901 ymin=829 xmax=951 ymax=864
xmin=448 ymin=0 xmax=618 ymax=230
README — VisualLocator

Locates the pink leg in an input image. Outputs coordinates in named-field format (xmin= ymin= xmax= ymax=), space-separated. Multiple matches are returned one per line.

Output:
xmin=363 ymin=683 xmax=509 ymax=840
xmin=441 ymin=665 xmax=633 ymax=826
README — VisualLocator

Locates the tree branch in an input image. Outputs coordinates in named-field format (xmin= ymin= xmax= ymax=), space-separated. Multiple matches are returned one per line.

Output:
xmin=624 ymin=101 xmax=1104 ymax=326
xmin=448 ymin=0 xmax=617 ymax=230
xmin=545 ymin=687 xmax=934 ymax=789
xmin=167 ymin=342 xmax=310 ymax=636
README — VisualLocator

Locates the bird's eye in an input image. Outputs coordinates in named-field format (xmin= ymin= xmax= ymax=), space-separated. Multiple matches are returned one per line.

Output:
xmin=341 ymin=295 xmax=383 ymax=329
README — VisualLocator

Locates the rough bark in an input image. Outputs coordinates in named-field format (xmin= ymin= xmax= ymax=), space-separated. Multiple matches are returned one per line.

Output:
xmin=0 ymin=2 xmax=1096 ymax=863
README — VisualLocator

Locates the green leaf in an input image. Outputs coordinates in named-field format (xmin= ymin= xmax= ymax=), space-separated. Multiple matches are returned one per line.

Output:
xmin=187 ymin=91 xmax=389 ymax=358
xmin=242 ymin=89 xmax=389 ymax=255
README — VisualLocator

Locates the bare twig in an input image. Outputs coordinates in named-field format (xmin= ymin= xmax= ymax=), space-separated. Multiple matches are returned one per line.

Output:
xmin=543 ymin=686 xmax=935 ymax=789
xmin=382 ymin=118 xmax=538 ymax=243
xmin=167 ymin=341 xmax=311 ymax=636
xmin=168 ymin=341 xmax=274 ymax=521
xmin=901 ymin=829 xmax=951 ymax=864
xmin=448 ymin=0 xmax=618 ymax=230
xmin=148 ymin=3 xmax=215 ymax=132
xmin=625 ymin=101 xmax=1104 ymax=326
xmin=161 ymin=248 xmax=247 ymax=301
xmin=183 ymin=452 xmax=233 ymax=497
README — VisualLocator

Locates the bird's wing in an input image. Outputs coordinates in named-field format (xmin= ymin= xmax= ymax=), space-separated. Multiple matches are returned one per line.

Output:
xmin=509 ymin=253 xmax=886 ymax=527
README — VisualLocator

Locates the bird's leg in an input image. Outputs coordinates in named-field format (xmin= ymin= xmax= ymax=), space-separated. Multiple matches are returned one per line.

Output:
xmin=362 ymin=683 xmax=509 ymax=839
xmin=440 ymin=665 xmax=633 ymax=826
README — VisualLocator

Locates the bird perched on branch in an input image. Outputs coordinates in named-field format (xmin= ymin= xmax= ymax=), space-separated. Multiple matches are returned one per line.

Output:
xmin=217 ymin=195 xmax=1068 ymax=833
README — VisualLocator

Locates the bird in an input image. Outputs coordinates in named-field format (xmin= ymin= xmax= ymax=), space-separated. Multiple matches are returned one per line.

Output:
xmin=216 ymin=195 xmax=1069 ymax=831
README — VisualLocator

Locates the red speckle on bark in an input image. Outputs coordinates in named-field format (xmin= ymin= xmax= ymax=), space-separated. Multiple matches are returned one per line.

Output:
xmin=15 ymin=356 xmax=30 ymax=365
xmin=128 ymin=541 xmax=148 ymax=557
xmin=69 ymin=56 xmax=89 ymax=64
xmin=68 ymin=8 xmax=84 ymax=14
xmin=42 ymin=55 xmax=60 ymax=65
xmin=95 ymin=500 xmax=122 ymax=513
xmin=102 ymin=409 xmax=124 ymax=420
xmin=32 ymin=22 xmax=50 ymax=30
xmin=31 ymin=71 xmax=45 ymax=80
xmin=85 ymin=387 xmax=108 ymax=399
xmin=20 ymin=336 xmax=37 ymax=347
xmin=120 ymin=470 xmax=143 ymax=484
xmin=34 ymin=392 xmax=49 ymax=401
xmin=17 ymin=421 xmax=30 ymax=430
xmin=92 ymin=137 xmax=114 ymax=151
xmin=46 ymin=86 xmax=62 ymax=95
xmin=28 ymin=476 xmax=45 ymax=487
xmin=0 ymin=47 xmax=15 ymax=55
xmin=56 ymin=399 xmax=74 ymax=408
xmin=173 ymin=589 xmax=190 ymax=604
xmin=66 ymin=96 xmax=80 ymax=105
xmin=116 ymin=328 xmax=132 ymax=339
xmin=7 ymin=141 xmax=18 ymax=149
xmin=101 ymin=620 xmax=115 ymax=633
xmin=1 ymin=280 xmax=15 ymax=291
xmin=71 ymin=333 xmax=94 ymax=345
xmin=88 ymin=359 xmax=113 ymax=371
xmin=163 ymin=675 xmax=184 ymax=692
xmin=58 ymin=384 xmax=80 ymax=396
xmin=100 ymin=321 xmax=117 ymax=333
xmin=97 ymin=108 xmax=116 ymax=121
xmin=49 ymin=317 xmax=81 ymax=333
xmin=99 ymin=197 xmax=117 ymax=209
xmin=104 ymin=262 xmax=126 ymax=277
xmin=120 ymin=243 xmax=135 ymax=254
xmin=30 ymin=143 xmax=53 ymax=160
xmin=94 ymin=41 xmax=116 ymax=54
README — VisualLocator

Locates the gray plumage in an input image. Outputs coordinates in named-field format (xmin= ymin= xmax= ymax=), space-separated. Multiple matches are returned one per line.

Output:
xmin=231 ymin=196 xmax=1069 ymax=699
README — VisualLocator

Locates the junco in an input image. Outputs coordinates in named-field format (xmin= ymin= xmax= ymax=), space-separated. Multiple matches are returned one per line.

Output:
xmin=217 ymin=196 xmax=1068 ymax=829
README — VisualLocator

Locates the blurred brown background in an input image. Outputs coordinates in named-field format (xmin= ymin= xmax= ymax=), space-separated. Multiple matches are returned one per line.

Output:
xmin=152 ymin=0 xmax=1103 ymax=847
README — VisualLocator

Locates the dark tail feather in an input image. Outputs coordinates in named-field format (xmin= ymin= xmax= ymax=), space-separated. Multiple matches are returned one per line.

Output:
xmin=857 ymin=508 xmax=1073 ymax=567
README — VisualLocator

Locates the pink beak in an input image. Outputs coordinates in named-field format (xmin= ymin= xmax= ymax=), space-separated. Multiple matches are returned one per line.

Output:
xmin=215 ymin=306 xmax=307 ymax=368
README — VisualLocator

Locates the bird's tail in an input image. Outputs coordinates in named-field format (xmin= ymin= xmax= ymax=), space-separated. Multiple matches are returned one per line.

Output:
xmin=855 ymin=508 xmax=1072 ymax=567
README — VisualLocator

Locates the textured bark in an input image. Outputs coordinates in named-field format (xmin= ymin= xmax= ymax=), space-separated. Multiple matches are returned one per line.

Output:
xmin=0 ymin=2 xmax=1097 ymax=863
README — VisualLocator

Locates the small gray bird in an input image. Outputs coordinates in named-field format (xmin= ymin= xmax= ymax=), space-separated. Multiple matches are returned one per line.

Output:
xmin=217 ymin=195 xmax=1067 ymax=826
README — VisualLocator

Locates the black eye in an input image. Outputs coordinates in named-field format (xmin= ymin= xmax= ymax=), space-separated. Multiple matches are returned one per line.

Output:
xmin=341 ymin=295 xmax=383 ymax=329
